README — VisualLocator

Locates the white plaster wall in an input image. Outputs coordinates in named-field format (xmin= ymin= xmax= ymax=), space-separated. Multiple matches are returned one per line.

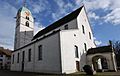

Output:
xmin=11 ymin=32 xmax=61 ymax=74
xmin=11 ymin=50 xmax=22 ymax=71
xmin=77 ymin=6 xmax=96 ymax=48
xmin=60 ymin=29 xmax=95 ymax=73
xmin=21 ymin=44 xmax=34 ymax=72
xmin=59 ymin=7 xmax=96 ymax=73
xmin=60 ymin=30 xmax=78 ymax=74
xmin=20 ymin=17 xmax=34 ymax=29
xmin=34 ymin=32 xmax=61 ymax=74
xmin=11 ymin=44 xmax=35 ymax=72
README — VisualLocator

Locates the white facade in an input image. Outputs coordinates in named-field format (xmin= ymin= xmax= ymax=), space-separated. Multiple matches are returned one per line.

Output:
xmin=11 ymin=6 xmax=96 ymax=74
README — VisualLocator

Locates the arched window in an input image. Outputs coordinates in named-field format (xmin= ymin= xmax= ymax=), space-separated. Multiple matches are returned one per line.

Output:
xmin=75 ymin=45 xmax=79 ymax=58
xmin=26 ymin=16 xmax=29 ymax=20
xmin=89 ymin=32 xmax=91 ymax=39
xmin=84 ymin=43 xmax=87 ymax=51
xmin=64 ymin=24 xmax=68 ymax=30
xmin=82 ymin=25 xmax=85 ymax=34
xmin=25 ymin=21 xmax=29 ymax=27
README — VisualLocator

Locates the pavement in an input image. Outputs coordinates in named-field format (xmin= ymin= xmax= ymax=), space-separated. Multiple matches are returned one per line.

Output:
xmin=0 ymin=70 xmax=77 ymax=76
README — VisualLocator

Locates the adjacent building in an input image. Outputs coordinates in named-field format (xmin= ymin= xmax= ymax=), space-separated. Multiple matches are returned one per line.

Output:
xmin=0 ymin=47 xmax=11 ymax=70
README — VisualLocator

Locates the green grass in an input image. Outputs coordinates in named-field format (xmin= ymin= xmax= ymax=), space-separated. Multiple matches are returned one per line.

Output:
xmin=71 ymin=71 xmax=120 ymax=76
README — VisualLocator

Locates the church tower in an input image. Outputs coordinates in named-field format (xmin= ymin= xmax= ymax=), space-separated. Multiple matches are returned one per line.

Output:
xmin=14 ymin=6 xmax=34 ymax=50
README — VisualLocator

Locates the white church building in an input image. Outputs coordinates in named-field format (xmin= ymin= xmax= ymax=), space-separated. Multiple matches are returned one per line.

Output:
xmin=11 ymin=5 xmax=117 ymax=74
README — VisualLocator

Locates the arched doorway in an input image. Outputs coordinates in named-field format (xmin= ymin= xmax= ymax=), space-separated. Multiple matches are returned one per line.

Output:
xmin=92 ymin=55 xmax=108 ymax=71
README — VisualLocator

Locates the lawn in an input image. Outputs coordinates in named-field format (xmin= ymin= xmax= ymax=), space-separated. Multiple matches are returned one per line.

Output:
xmin=71 ymin=71 xmax=120 ymax=76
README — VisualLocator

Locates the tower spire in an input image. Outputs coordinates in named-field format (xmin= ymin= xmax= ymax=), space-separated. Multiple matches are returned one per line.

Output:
xmin=23 ymin=0 xmax=26 ymax=7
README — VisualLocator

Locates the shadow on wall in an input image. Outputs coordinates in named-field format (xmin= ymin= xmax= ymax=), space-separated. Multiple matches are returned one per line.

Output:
xmin=92 ymin=55 xmax=108 ymax=72
xmin=79 ymin=50 xmax=87 ymax=71
xmin=14 ymin=30 xmax=33 ymax=49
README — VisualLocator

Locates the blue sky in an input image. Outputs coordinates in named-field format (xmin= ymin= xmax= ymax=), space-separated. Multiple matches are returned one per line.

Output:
xmin=0 ymin=0 xmax=120 ymax=50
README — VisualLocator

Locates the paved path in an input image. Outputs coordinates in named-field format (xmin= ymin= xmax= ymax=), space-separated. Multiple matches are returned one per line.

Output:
xmin=1 ymin=70 xmax=120 ymax=76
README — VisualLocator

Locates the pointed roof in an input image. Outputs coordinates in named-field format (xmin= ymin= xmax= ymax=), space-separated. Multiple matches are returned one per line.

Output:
xmin=17 ymin=6 xmax=31 ymax=16
xmin=0 ymin=47 xmax=12 ymax=56
xmin=32 ymin=6 xmax=84 ymax=40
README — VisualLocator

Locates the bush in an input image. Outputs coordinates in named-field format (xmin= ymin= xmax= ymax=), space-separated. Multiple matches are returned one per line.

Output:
xmin=83 ymin=65 xmax=93 ymax=75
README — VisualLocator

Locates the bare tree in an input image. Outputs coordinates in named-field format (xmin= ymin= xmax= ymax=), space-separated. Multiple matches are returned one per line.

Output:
xmin=113 ymin=40 xmax=120 ymax=68
xmin=113 ymin=41 xmax=120 ymax=54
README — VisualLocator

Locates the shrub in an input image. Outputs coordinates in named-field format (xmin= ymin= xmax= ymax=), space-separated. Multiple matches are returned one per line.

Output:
xmin=83 ymin=65 xmax=93 ymax=75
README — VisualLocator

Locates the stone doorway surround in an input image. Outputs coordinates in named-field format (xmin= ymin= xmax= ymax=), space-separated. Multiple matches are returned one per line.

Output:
xmin=86 ymin=45 xmax=117 ymax=72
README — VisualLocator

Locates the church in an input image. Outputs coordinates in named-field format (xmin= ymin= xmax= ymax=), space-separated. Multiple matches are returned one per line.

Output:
xmin=11 ymin=5 xmax=117 ymax=74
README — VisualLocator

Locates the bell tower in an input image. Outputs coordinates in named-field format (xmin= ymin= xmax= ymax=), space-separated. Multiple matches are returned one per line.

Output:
xmin=14 ymin=6 xmax=34 ymax=50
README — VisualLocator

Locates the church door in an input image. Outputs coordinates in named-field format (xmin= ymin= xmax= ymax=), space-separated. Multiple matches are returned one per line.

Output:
xmin=76 ymin=61 xmax=80 ymax=71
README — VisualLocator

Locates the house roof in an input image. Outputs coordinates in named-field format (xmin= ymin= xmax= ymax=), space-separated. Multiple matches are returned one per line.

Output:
xmin=0 ymin=47 xmax=12 ymax=56
xmin=32 ymin=6 xmax=84 ymax=40
xmin=87 ymin=45 xmax=113 ymax=55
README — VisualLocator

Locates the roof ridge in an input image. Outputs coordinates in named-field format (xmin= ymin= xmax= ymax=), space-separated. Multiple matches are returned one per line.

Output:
xmin=32 ymin=6 xmax=84 ymax=40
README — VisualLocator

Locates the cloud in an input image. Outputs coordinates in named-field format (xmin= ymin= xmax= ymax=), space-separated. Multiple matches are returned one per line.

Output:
xmin=74 ymin=0 xmax=120 ymax=25
xmin=34 ymin=22 xmax=45 ymax=35
xmin=0 ymin=1 xmax=17 ymax=50
xmin=32 ymin=0 xmax=50 ymax=13
xmin=94 ymin=37 xmax=102 ymax=46
xmin=52 ymin=0 xmax=74 ymax=21
xmin=104 ymin=8 xmax=120 ymax=25
xmin=95 ymin=40 xmax=102 ymax=46
xmin=84 ymin=0 xmax=110 ymax=11
xmin=88 ymin=12 xmax=100 ymax=20
xmin=74 ymin=0 xmax=111 ymax=11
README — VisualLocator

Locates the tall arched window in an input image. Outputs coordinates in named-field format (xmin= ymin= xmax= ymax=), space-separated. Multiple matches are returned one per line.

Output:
xmin=89 ymin=32 xmax=91 ymax=39
xmin=26 ymin=21 xmax=29 ymax=27
xmin=84 ymin=43 xmax=87 ymax=51
xmin=82 ymin=25 xmax=85 ymax=34
xmin=26 ymin=16 xmax=29 ymax=20
xmin=75 ymin=45 xmax=79 ymax=58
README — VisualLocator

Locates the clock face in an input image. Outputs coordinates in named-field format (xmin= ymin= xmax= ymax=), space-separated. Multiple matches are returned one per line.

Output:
xmin=25 ymin=11 xmax=30 ymax=16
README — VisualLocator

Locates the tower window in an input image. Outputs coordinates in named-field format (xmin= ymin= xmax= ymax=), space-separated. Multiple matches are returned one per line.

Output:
xmin=75 ymin=45 xmax=79 ymax=58
xmin=26 ymin=16 xmax=29 ymax=20
xmin=25 ymin=21 xmax=29 ymax=27
xmin=64 ymin=24 xmax=68 ymax=30
xmin=89 ymin=32 xmax=91 ymax=39
xmin=82 ymin=25 xmax=85 ymax=34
